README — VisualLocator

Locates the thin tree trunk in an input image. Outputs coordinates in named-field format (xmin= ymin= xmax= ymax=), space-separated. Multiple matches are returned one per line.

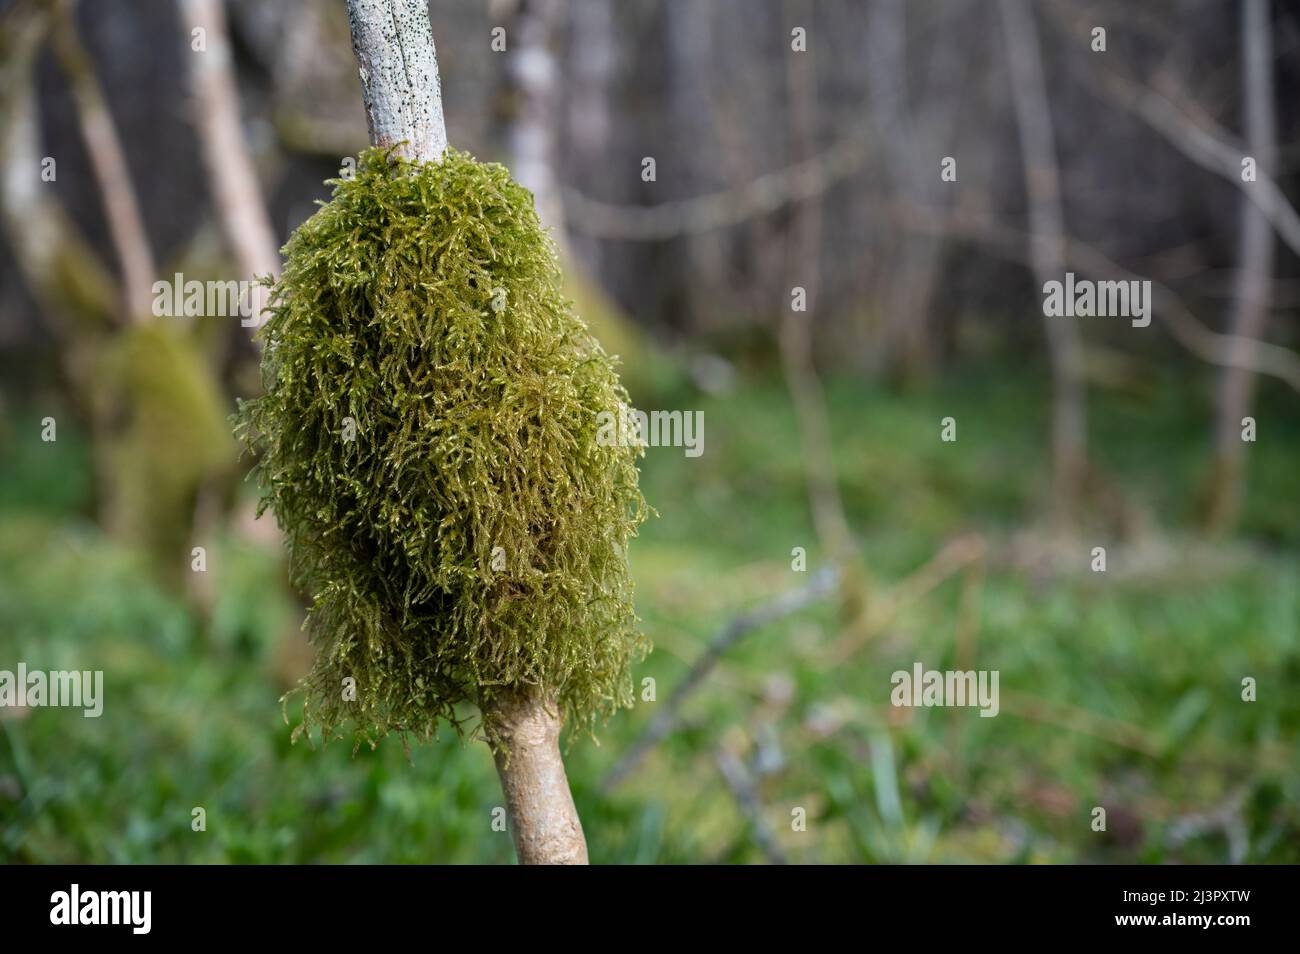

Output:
xmin=495 ymin=0 xmax=562 ymax=229
xmin=482 ymin=689 xmax=588 ymax=865
xmin=868 ymin=0 xmax=930 ymax=379
xmin=565 ymin=0 xmax=614 ymax=275
xmin=0 ymin=2 xmax=117 ymax=336
xmin=667 ymin=0 xmax=723 ymax=336
xmin=180 ymin=0 xmax=282 ymax=309
xmin=344 ymin=0 xmax=586 ymax=865
xmin=999 ymin=0 xmax=1087 ymax=529
xmin=180 ymin=0 xmax=285 ymax=581
xmin=867 ymin=0 xmax=965 ymax=381
xmin=1205 ymin=0 xmax=1276 ymax=532
xmin=51 ymin=0 xmax=156 ymax=324
xmin=782 ymin=0 xmax=855 ymax=565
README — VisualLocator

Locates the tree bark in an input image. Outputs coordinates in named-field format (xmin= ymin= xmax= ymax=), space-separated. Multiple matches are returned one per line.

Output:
xmin=482 ymin=689 xmax=589 ymax=865
xmin=867 ymin=0 xmax=965 ymax=382
xmin=0 ymin=1 xmax=117 ymax=336
xmin=343 ymin=0 xmax=587 ymax=865
xmin=344 ymin=0 xmax=447 ymax=163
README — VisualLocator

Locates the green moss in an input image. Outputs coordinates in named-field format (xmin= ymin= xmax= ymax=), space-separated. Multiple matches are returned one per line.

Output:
xmin=98 ymin=323 xmax=232 ymax=579
xmin=236 ymin=148 xmax=649 ymax=747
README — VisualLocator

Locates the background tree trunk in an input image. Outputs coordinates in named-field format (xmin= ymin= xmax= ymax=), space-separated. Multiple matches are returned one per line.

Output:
xmin=181 ymin=0 xmax=282 ymax=310
xmin=493 ymin=0 xmax=561 ymax=228
xmin=866 ymin=0 xmax=964 ymax=382
xmin=1204 ymin=0 xmax=1276 ymax=533
xmin=51 ymin=0 xmax=156 ymax=324
xmin=782 ymin=0 xmax=855 ymax=565
xmin=999 ymin=0 xmax=1087 ymax=530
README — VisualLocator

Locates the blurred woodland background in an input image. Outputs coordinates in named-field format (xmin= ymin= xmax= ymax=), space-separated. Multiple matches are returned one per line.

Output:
xmin=0 ymin=0 xmax=1297 ymax=863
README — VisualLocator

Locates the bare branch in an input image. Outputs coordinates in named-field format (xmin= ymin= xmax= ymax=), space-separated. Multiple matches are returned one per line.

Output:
xmin=1102 ymin=73 xmax=1300 ymax=258
xmin=893 ymin=199 xmax=1300 ymax=393
xmin=1047 ymin=0 xmax=1300 ymax=262
xmin=562 ymin=131 xmax=871 ymax=241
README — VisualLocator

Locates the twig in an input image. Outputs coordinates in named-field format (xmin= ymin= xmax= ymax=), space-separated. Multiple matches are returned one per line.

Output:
xmin=1000 ymin=691 xmax=1162 ymax=757
xmin=825 ymin=533 xmax=986 ymax=665
xmin=600 ymin=564 xmax=840 ymax=792
xmin=715 ymin=746 xmax=789 ymax=865
xmin=562 ymin=130 xmax=871 ymax=241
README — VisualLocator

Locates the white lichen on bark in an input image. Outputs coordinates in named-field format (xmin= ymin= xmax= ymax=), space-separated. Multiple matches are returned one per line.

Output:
xmin=345 ymin=0 xmax=447 ymax=163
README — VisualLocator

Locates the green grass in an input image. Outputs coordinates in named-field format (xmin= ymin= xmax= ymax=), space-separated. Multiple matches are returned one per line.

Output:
xmin=1 ymin=365 xmax=1296 ymax=863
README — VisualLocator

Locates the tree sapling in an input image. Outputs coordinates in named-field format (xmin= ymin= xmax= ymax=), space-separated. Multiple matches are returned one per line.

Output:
xmin=235 ymin=0 xmax=648 ymax=864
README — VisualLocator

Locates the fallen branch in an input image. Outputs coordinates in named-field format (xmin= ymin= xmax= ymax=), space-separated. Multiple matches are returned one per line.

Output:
xmin=715 ymin=746 xmax=789 ymax=864
xmin=600 ymin=564 xmax=840 ymax=792
xmin=1000 ymin=691 xmax=1162 ymax=757
xmin=825 ymin=533 xmax=987 ymax=666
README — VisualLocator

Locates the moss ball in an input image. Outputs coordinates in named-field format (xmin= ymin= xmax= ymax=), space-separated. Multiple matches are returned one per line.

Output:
xmin=236 ymin=148 xmax=648 ymax=745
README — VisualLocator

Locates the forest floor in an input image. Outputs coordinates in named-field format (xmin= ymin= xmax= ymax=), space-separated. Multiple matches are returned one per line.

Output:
xmin=2 ymin=362 xmax=1297 ymax=862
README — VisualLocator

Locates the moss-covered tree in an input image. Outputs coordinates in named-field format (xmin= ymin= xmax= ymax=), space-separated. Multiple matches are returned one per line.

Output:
xmin=236 ymin=0 xmax=646 ymax=864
